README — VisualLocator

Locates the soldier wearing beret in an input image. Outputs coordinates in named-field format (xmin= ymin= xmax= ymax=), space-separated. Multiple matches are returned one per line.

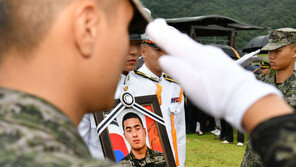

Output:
xmin=241 ymin=28 xmax=296 ymax=167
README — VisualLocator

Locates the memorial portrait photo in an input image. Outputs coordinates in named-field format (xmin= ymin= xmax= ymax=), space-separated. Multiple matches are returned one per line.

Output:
xmin=94 ymin=95 xmax=176 ymax=167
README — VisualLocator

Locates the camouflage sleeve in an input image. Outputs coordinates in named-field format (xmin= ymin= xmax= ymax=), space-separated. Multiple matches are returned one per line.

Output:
xmin=241 ymin=137 xmax=265 ymax=167
xmin=250 ymin=114 xmax=296 ymax=167
xmin=0 ymin=152 xmax=117 ymax=167
xmin=256 ymin=74 xmax=266 ymax=81
xmin=0 ymin=115 xmax=116 ymax=167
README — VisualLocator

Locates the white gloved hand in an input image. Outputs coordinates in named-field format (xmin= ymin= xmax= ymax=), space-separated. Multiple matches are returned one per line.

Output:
xmin=146 ymin=19 xmax=282 ymax=132
xmin=236 ymin=50 xmax=261 ymax=68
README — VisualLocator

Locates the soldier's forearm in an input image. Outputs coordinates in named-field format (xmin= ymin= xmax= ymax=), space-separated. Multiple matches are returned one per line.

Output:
xmin=242 ymin=94 xmax=292 ymax=133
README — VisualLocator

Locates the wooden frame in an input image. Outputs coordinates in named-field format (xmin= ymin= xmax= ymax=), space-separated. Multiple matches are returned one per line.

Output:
xmin=94 ymin=95 xmax=176 ymax=167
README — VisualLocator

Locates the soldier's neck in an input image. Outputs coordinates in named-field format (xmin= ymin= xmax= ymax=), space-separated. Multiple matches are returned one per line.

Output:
xmin=0 ymin=52 xmax=86 ymax=127
xmin=122 ymin=71 xmax=129 ymax=76
xmin=132 ymin=145 xmax=148 ymax=160
xmin=276 ymin=65 xmax=294 ymax=83
xmin=145 ymin=64 xmax=162 ymax=77
xmin=152 ymin=70 xmax=162 ymax=78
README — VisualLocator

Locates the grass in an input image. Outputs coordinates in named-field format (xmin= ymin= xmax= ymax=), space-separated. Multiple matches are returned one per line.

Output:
xmin=185 ymin=132 xmax=246 ymax=167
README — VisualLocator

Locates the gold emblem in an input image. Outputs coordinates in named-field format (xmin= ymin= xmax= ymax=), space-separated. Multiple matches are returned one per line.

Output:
xmin=124 ymin=86 xmax=128 ymax=91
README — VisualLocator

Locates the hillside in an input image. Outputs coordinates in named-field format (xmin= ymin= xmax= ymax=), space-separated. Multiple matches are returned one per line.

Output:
xmin=140 ymin=0 xmax=296 ymax=49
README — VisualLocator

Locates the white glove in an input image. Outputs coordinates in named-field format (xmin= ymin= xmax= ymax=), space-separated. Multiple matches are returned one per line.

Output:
xmin=146 ymin=19 xmax=282 ymax=132
xmin=236 ymin=50 xmax=261 ymax=68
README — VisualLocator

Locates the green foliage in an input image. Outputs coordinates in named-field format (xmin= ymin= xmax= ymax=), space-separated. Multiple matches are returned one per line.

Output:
xmin=141 ymin=0 xmax=296 ymax=49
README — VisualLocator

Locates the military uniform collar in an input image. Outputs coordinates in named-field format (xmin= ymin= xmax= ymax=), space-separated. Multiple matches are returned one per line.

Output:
xmin=120 ymin=72 xmax=131 ymax=85
xmin=276 ymin=71 xmax=296 ymax=94
xmin=120 ymin=74 xmax=126 ymax=84
xmin=138 ymin=64 xmax=163 ymax=82
xmin=127 ymin=147 xmax=154 ymax=162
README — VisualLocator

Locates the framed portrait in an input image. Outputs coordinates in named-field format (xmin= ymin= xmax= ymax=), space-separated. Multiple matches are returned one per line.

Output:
xmin=94 ymin=93 xmax=176 ymax=167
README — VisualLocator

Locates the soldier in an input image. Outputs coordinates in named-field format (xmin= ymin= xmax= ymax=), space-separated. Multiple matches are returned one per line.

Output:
xmin=129 ymin=34 xmax=186 ymax=167
xmin=118 ymin=112 xmax=166 ymax=166
xmin=116 ymin=34 xmax=143 ymax=97
xmin=78 ymin=34 xmax=143 ymax=159
xmin=260 ymin=62 xmax=271 ymax=75
xmin=241 ymin=28 xmax=296 ymax=167
xmin=145 ymin=18 xmax=296 ymax=167
xmin=0 ymin=0 xmax=149 ymax=166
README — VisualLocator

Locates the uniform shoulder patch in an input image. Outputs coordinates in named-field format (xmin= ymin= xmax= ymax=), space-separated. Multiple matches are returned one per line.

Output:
xmin=133 ymin=69 xmax=158 ymax=82
xmin=163 ymin=73 xmax=178 ymax=83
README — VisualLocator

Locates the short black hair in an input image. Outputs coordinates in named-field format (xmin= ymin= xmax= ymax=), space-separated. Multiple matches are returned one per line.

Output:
xmin=122 ymin=112 xmax=144 ymax=130
xmin=0 ymin=0 xmax=118 ymax=54
xmin=0 ymin=0 xmax=73 ymax=53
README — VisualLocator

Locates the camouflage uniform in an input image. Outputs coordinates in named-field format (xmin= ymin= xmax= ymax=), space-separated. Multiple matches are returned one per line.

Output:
xmin=118 ymin=147 xmax=166 ymax=167
xmin=257 ymin=73 xmax=296 ymax=110
xmin=0 ymin=87 xmax=115 ymax=167
xmin=241 ymin=72 xmax=296 ymax=167
xmin=250 ymin=114 xmax=296 ymax=167
xmin=241 ymin=27 xmax=296 ymax=167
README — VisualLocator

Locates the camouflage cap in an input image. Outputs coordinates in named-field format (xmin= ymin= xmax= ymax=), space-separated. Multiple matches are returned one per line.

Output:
xmin=129 ymin=0 xmax=152 ymax=34
xmin=262 ymin=28 xmax=296 ymax=51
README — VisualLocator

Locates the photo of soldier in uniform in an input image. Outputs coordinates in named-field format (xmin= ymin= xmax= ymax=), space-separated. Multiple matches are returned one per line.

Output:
xmin=119 ymin=112 xmax=166 ymax=166
xmin=94 ymin=95 xmax=176 ymax=166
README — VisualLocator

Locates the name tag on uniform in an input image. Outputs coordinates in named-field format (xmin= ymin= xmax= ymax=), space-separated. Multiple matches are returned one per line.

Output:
xmin=171 ymin=97 xmax=180 ymax=103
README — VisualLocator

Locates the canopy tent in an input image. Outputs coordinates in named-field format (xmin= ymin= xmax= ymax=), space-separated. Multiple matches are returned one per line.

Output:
xmin=166 ymin=15 xmax=265 ymax=48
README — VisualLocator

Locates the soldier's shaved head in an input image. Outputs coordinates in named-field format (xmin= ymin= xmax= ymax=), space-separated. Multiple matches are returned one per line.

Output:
xmin=0 ymin=0 xmax=117 ymax=53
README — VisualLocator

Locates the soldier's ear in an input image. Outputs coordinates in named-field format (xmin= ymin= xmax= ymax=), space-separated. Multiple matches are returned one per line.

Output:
xmin=141 ymin=45 xmax=147 ymax=59
xmin=292 ymin=47 xmax=296 ymax=58
xmin=73 ymin=0 xmax=100 ymax=58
